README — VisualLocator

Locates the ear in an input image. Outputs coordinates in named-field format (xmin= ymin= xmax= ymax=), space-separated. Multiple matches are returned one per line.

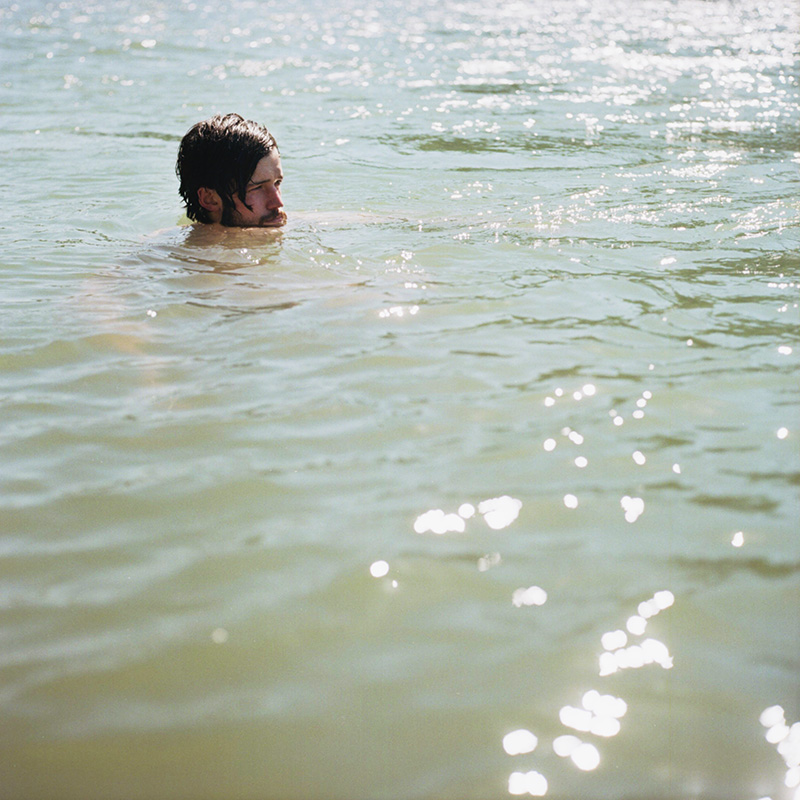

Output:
xmin=197 ymin=186 xmax=223 ymax=221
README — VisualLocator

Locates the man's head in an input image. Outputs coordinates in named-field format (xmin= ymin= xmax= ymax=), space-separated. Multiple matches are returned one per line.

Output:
xmin=176 ymin=113 xmax=285 ymax=227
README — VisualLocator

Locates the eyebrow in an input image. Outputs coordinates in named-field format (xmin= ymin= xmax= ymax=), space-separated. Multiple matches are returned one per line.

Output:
xmin=246 ymin=175 xmax=283 ymax=189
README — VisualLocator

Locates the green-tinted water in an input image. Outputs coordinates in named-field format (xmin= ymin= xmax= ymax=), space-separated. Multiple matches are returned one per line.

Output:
xmin=1 ymin=0 xmax=798 ymax=797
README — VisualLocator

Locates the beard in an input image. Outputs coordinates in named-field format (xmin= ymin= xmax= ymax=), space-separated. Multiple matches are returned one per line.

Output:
xmin=254 ymin=208 xmax=287 ymax=226
xmin=221 ymin=203 xmax=286 ymax=228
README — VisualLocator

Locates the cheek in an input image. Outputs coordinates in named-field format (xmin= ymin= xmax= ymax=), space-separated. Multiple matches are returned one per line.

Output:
xmin=234 ymin=194 xmax=258 ymax=216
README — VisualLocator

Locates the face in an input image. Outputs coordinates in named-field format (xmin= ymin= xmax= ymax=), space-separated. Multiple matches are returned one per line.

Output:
xmin=227 ymin=151 xmax=285 ymax=228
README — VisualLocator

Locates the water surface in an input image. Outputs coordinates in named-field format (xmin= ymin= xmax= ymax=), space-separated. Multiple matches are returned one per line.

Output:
xmin=1 ymin=0 xmax=798 ymax=798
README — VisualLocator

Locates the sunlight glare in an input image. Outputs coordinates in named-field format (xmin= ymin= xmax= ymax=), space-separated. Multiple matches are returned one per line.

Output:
xmin=761 ymin=707 xmax=786 ymax=728
xmin=370 ymin=560 xmax=390 ymax=578
xmin=414 ymin=509 xmax=466 ymax=534
xmin=503 ymin=729 xmax=538 ymax=755
xmin=627 ymin=615 xmax=647 ymax=635
xmin=768 ymin=724 xmax=790 ymax=744
xmin=508 ymin=770 xmax=547 ymax=796
xmin=620 ymin=496 xmax=645 ymax=523
xmin=583 ymin=690 xmax=627 ymax=719
xmin=590 ymin=716 xmax=621 ymax=737
xmin=553 ymin=735 xmax=581 ymax=757
xmin=512 ymin=586 xmax=548 ymax=607
xmin=479 ymin=495 xmax=523 ymax=529
xmin=762 ymin=707 xmax=800 ymax=798
xmin=601 ymin=629 xmax=627 ymax=651
xmin=560 ymin=705 xmax=593 ymax=732
xmin=642 ymin=638 xmax=672 ymax=668
xmin=598 ymin=651 xmax=618 ymax=676
xmin=638 ymin=599 xmax=660 ymax=618
xmin=571 ymin=742 xmax=600 ymax=771
xmin=653 ymin=590 xmax=674 ymax=609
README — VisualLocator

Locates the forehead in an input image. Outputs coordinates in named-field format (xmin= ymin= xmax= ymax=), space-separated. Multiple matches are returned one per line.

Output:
xmin=248 ymin=150 xmax=282 ymax=184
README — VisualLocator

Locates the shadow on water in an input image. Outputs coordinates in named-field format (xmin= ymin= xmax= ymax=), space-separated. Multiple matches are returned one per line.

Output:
xmin=185 ymin=300 xmax=300 ymax=316
xmin=671 ymin=555 xmax=800 ymax=582
xmin=75 ymin=128 xmax=180 ymax=143
xmin=721 ymin=469 xmax=800 ymax=487
xmin=711 ymin=251 xmax=800 ymax=276
xmin=689 ymin=493 xmax=780 ymax=512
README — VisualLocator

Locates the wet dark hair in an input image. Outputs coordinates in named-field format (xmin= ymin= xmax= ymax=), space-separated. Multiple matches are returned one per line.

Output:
xmin=176 ymin=113 xmax=279 ymax=224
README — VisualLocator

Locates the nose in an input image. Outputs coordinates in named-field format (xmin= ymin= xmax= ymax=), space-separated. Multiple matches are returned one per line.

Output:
xmin=267 ymin=185 xmax=282 ymax=208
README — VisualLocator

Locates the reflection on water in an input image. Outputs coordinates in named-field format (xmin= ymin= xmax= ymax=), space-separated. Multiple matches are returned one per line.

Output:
xmin=503 ymin=729 xmax=538 ymax=756
xmin=378 ymin=304 xmax=420 ymax=319
xmin=511 ymin=586 xmax=547 ymax=608
xmin=552 ymin=736 xmax=601 ymax=772
xmin=414 ymin=495 xmax=522 ymax=534
xmin=414 ymin=508 xmax=467 ymax=534
xmin=508 ymin=770 xmax=548 ymax=797
xmin=1 ymin=0 xmax=797 ymax=795
xmin=503 ymin=583 xmax=676 ymax=794
xmin=480 ymin=496 xmax=523 ymax=530
xmin=760 ymin=706 xmax=800 ymax=799
xmin=466 ymin=477 xmax=681 ymax=795
xmin=599 ymin=590 xmax=675 ymax=676
xmin=369 ymin=560 xmax=390 ymax=579
xmin=620 ymin=495 xmax=645 ymax=522
xmin=403 ymin=363 xmax=794 ymax=796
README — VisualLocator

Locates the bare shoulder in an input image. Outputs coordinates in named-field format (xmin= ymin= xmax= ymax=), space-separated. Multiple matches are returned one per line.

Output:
xmin=145 ymin=210 xmax=394 ymax=246
xmin=288 ymin=210 xmax=393 ymax=228
xmin=145 ymin=223 xmax=283 ymax=247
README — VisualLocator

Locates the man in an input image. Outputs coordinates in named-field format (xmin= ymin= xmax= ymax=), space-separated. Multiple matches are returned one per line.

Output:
xmin=176 ymin=113 xmax=286 ymax=228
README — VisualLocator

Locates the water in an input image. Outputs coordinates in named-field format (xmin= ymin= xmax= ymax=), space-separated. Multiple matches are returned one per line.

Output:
xmin=1 ymin=0 xmax=799 ymax=797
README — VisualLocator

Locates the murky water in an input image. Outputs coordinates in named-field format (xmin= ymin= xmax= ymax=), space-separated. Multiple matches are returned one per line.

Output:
xmin=1 ymin=0 xmax=798 ymax=797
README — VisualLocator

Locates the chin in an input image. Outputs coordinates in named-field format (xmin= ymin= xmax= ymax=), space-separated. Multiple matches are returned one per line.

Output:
xmin=266 ymin=210 xmax=287 ymax=227
xmin=259 ymin=212 xmax=287 ymax=228
xmin=226 ymin=208 xmax=286 ymax=228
